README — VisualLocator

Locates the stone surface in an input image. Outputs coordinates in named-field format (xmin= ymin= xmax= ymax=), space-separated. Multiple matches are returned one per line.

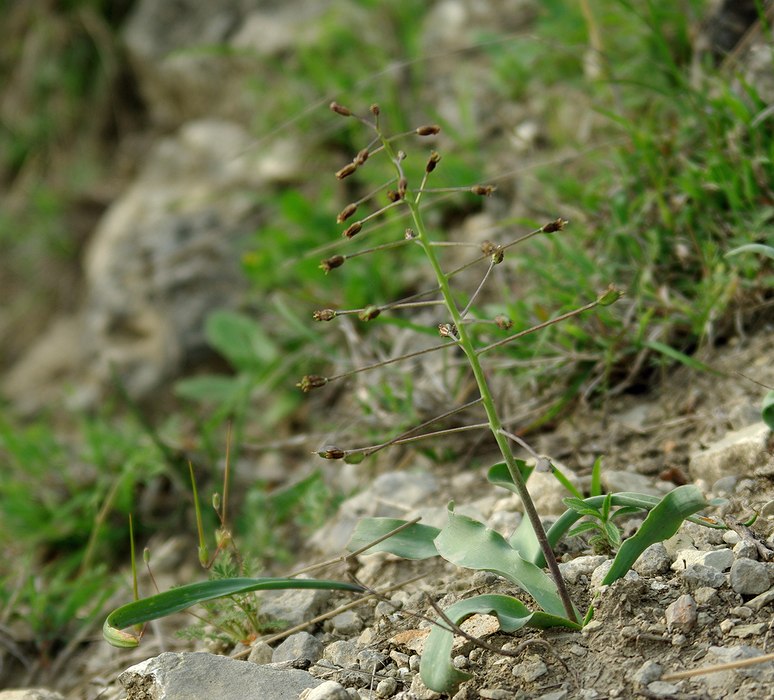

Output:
xmin=679 ymin=563 xmax=727 ymax=589
xmin=671 ymin=548 xmax=734 ymax=572
xmin=260 ymin=585 xmax=333 ymax=628
xmin=729 ymin=558 xmax=771 ymax=595
xmin=665 ymin=594 xmax=698 ymax=633
xmin=632 ymin=660 xmax=662 ymax=686
xmin=688 ymin=422 xmax=772 ymax=483
xmin=559 ymin=555 xmax=608 ymax=584
xmin=272 ymin=631 xmax=323 ymax=664
xmin=119 ymin=651 xmax=321 ymax=700
xmin=634 ymin=543 xmax=672 ymax=576
xmin=299 ymin=680 xmax=351 ymax=700
xmin=0 ymin=692 xmax=65 ymax=700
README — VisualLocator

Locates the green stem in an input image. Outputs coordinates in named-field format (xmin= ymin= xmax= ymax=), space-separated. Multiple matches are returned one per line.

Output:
xmin=378 ymin=134 xmax=577 ymax=623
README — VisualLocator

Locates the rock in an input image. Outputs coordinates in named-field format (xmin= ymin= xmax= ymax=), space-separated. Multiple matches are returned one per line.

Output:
xmin=634 ymin=543 xmax=672 ymax=576
xmin=632 ymin=660 xmax=662 ymax=686
xmin=272 ymin=631 xmax=323 ymax=664
xmin=375 ymin=677 xmax=398 ymax=697
xmin=559 ymin=555 xmax=608 ymax=584
xmin=688 ymin=422 xmax=771 ymax=483
xmin=357 ymin=649 xmax=389 ymax=674
xmin=119 ymin=651 xmax=321 ymax=700
xmin=324 ymin=640 xmax=361 ymax=669
xmin=665 ymin=594 xmax=698 ymax=633
xmin=512 ymin=656 xmax=548 ymax=681
xmin=702 ymin=644 xmax=774 ymax=694
xmin=261 ymin=585 xmax=333 ymax=628
xmin=729 ymin=558 xmax=771 ymax=595
xmin=671 ymin=548 xmax=733 ymax=572
xmin=590 ymin=560 xmax=638 ymax=590
xmin=248 ymin=640 xmax=273 ymax=665
xmin=746 ymin=586 xmax=774 ymax=612
xmin=679 ymin=563 xmax=727 ymax=589
xmin=645 ymin=681 xmax=679 ymax=698
xmin=329 ymin=610 xmax=363 ymax=636
xmin=299 ymin=680 xmax=351 ymax=700
xmin=0 ymin=692 xmax=65 ymax=700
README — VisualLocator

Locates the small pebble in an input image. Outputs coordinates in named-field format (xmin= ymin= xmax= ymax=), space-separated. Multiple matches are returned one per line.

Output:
xmin=665 ymin=594 xmax=698 ymax=633
xmin=301 ymin=680 xmax=351 ymax=700
xmin=376 ymin=677 xmax=398 ymax=697
xmin=730 ymin=558 xmax=771 ymax=595
xmin=646 ymin=680 xmax=680 ymax=698
xmin=633 ymin=659 xmax=662 ymax=685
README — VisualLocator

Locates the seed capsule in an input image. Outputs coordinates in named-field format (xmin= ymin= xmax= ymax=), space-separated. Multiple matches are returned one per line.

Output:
xmin=471 ymin=184 xmax=495 ymax=196
xmin=330 ymin=102 xmax=352 ymax=117
xmin=416 ymin=124 xmax=441 ymax=136
xmin=297 ymin=375 xmax=328 ymax=392
xmin=541 ymin=217 xmax=568 ymax=233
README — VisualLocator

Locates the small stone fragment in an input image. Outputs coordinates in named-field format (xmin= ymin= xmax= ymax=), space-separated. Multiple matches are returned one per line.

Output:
xmin=730 ymin=558 xmax=771 ymax=595
xmin=248 ymin=641 xmax=273 ymax=665
xmin=331 ymin=610 xmax=363 ymax=636
xmin=671 ymin=548 xmax=733 ymax=572
xmin=272 ymin=631 xmax=323 ymax=664
xmin=375 ymin=677 xmax=398 ymax=698
xmin=300 ymin=681 xmax=351 ymax=700
xmin=665 ymin=594 xmax=698 ymax=633
xmin=634 ymin=543 xmax=672 ymax=576
xmin=680 ymin=563 xmax=727 ymax=589
xmin=633 ymin=660 xmax=662 ymax=686
xmin=646 ymin=681 xmax=679 ymax=698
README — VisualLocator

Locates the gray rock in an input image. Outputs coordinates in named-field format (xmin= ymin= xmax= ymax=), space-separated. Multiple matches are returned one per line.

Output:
xmin=679 ymin=563 xmax=727 ymax=589
xmin=688 ymin=422 xmax=771 ymax=483
xmin=324 ymin=639 xmax=361 ymax=669
xmin=300 ymin=680 xmax=351 ymax=700
xmin=261 ymin=585 xmax=333 ymax=627
xmin=511 ymin=657 xmax=548 ymax=681
xmin=665 ymin=594 xmax=698 ymax=633
xmin=733 ymin=540 xmax=759 ymax=560
xmin=634 ymin=543 xmax=672 ymax=576
xmin=729 ymin=558 xmax=771 ymax=595
xmin=357 ymin=649 xmax=389 ymax=674
xmin=633 ymin=659 xmax=663 ymax=686
xmin=559 ymin=555 xmax=608 ymax=584
xmin=247 ymin=640 xmax=273 ymax=665
xmin=746 ymin=586 xmax=774 ymax=611
xmin=645 ymin=681 xmax=679 ymax=698
xmin=671 ymin=548 xmax=733 ymax=572
xmin=702 ymin=644 xmax=774 ymax=693
xmin=375 ymin=676 xmax=398 ymax=697
xmin=119 ymin=651 xmax=321 ymax=700
xmin=272 ymin=631 xmax=323 ymax=664
xmin=590 ymin=560 xmax=638 ymax=590
xmin=0 ymin=692 xmax=65 ymax=700
xmin=330 ymin=610 xmax=363 ymax=636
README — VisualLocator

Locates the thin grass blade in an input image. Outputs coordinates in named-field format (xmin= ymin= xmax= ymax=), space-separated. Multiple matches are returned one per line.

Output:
xmin=103 ymin=577 xmax=364 ymax=648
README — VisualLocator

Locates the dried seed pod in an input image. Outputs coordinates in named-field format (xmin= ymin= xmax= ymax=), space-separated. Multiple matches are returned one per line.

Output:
xmin=320 ymin=255 xmax=345 ymax=273
xmin=397 ymin=177 xmax=408 ymax=198
xmin=438 ymin=323 xmax=458 ymax=339
xmin=313 ymin=309 xmax=337 ymax=322
xmin=370 ymin=104 xmax=380 ymax=116
xmin=297 ymin=375 xmax=328 ymax=392
xmin=354 ymin=148 xmax=370 ymax=166
xmin=416 ymin=124 xmax=441 ymax=136
xmin=491 ymin=247 xmax=504 ymax=264
xmin=426 ymin=150 xmax=441 ymax=173
xmin=471 ymin=184 xmax=495 ymax=196
xmin=358 ymin=305 xmax=381 ymax=321
xmin=318 ymin=446 xmax=346 ymax=460
xmin=404 ymin=228 xmax=416 ymax=239
xmin=337 ymin=203 xmax=358 ymax=223
xmin=541 ymin=217 xmax=568 ymax=233
xmin=480 ymin=240 xmax=497 ymax=256
xmin=330 ymin=101 xmax=352 ymax=117
xmin=386 ymin=189 xmax=401 ymax=203
xmin=494 ymin=314 xmax=513 ymax=330
xmin=336 ymin=162 xmax=358 ymax=180
xmin=342 ymin=221 xmax=362 ymax=238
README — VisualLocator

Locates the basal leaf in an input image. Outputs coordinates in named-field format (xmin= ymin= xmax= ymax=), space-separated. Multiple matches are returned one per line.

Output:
xmin=347 ymin=518 xmax=441 ymax=560
xmin=434 ymin=507 xmax=571 ymax=619
xmin=420 ymin=594 xmax=580 ymax=694
xmin=601 ymin=485 xmax=710 ymax=586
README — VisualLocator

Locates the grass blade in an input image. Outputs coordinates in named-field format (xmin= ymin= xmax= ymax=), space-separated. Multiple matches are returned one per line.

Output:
xmin=103 ymin=577 xmax=364 ymax=648
xmin=763 ymin=390 xmax=774 ymax=431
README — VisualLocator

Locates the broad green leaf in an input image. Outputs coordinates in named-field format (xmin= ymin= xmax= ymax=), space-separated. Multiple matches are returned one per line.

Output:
xmin=486 ymin=460 xmax=533 ymax=494
xmin=434 ymin=507 xmax=571 ymax=619
xmin=567 ymin=521 xmax=601 ymax=537
xmin=205 ymin=310 xmax=278 ymax=370
xmin=726 ymin=243 xmax=774 ymax=261
xmin=420 ymin=594 xmax=580 ymax=694
xmin=763 ymin=390 xmax=774 ymax=431
xmin=601 ymin=485 xmax=710 ymax=586
xmin=347 ymin=518 xmax=441 ymax=559
xmin=174 ymin=374 xmax=247 ymax=405
xmin=103 ymin=577 xmax=363 ymax=648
